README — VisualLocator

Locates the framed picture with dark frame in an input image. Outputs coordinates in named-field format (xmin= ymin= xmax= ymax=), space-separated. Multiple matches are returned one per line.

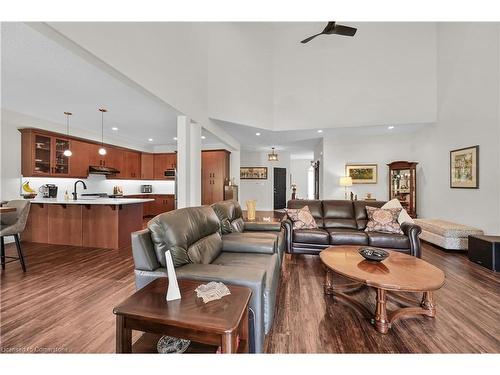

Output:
xmin=450 ymin=145 xmax=479 ymax=189
xmin=240 ymin=167 xmax=268 ymax=180
xmin=345 ymin=164 xmax=378 ymax=184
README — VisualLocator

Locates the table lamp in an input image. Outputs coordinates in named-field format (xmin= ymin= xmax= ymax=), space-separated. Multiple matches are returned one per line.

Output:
xmin=339 ymin=176 xmax=353 ymax=200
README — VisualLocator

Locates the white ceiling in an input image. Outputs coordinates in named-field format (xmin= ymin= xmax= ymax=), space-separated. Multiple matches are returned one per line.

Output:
xmin=1 ymin=22 xmax=181 ymax=148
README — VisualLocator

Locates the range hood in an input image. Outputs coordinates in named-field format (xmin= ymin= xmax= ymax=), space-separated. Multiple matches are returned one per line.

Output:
xmin=88 ymin=165 xmax=120 ymax=176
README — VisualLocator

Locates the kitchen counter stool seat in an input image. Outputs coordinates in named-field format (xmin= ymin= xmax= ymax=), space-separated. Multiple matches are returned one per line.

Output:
xmin=0 ymin=200 xmax=31 ymax=272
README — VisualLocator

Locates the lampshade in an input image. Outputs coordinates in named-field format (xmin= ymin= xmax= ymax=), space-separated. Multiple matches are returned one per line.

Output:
xmin=339 ymin=176 xmax=353 ymax=187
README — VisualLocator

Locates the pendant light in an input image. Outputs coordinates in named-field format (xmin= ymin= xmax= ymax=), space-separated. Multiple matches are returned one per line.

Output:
xmin=268 ymin=147 xmax=278 ymax=161
xmin=63 ymin=112 xmax=73 ymax=157
xmin=98 ymin=108 xmax=107 ymax=155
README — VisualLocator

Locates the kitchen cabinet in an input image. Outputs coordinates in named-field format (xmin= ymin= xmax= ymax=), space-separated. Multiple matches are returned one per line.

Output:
xmin=141 ymin=153 xmax=154 ymax=179
xmin=21 ymin=129 xmax=71 ymax=177
xmin=126 ymin=194 xmax=175 ymax=217
xmin=153 ymin=153 xmax=177 ymax=180
xmin=69 ymin=139 xmax=90 ymax=177
xmin=202 ymin=150 xmax=230 ymax=205
xmin=122 ymin=150 xmax=141 ymax=179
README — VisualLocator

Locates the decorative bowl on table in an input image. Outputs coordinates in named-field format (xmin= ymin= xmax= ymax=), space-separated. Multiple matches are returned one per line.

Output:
xmin=157 ymin=335 xmax=191 ymax=354
xmin=358 ymin=247 xmax=389 ymax=262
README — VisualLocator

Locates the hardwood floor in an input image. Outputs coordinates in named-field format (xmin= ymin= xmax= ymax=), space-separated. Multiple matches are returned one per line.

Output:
xmin=1 ymin=240 xmax=499 ymax=353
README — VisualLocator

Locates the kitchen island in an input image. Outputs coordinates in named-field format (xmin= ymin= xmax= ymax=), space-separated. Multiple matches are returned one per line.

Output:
xmin=23 ymin=198 xmax=154 ymax=249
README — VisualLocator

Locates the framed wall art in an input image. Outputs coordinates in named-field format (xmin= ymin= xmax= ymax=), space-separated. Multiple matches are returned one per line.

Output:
xmin=450 ymin=145 xmax=479 ymax=188
xmin=345 ymin=164 xmax=378 ymax=184
xmin=240 ymin=167 xmax=268 ymax=180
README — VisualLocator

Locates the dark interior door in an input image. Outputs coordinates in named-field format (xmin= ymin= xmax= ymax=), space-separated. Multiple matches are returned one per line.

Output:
xmin=273 ymin=167 xmax=287 ymax=209
xmin=314 ymin=161 xmax=320 ymax=199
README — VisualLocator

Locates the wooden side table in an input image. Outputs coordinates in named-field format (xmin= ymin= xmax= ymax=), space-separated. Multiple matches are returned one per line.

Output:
xmin=113 ymin=278 xmax=252 ymax=353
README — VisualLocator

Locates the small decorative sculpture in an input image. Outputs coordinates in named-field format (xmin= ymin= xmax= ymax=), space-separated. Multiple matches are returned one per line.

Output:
xmin=165 ymin=250 xmax=181 ymax=301
xmin=350 ymin=191 xmax=354 ymax=201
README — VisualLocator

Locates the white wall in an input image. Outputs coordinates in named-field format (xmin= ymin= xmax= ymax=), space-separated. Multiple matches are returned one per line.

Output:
xmin=322 ymin=131 xmax=418 ymax=202
xmin=290 ymin=158 xmax=312 ymax=199
xmin=208 ymin=23 xmax=273 ymax=130
xmin=240 ymin=151 xmax=290 ymax=211
xmin=415 ymin=23 xmax=500 ymax=234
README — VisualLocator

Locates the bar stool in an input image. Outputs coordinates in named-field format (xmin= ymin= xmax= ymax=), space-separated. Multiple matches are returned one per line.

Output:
xmin=0 ymin=200 xmax=31 ymax=272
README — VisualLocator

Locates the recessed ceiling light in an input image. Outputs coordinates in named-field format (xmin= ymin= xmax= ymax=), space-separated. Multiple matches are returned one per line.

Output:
xmin=388 ymin=126 xmax=395 ymax=130
xmin=256 ymin=132 xmax=261 ymax=136
xmin=201 ymin=135 xmax=206 ymax=140
xmin=317 ymin=129 xmax=323 ymax=133
xmin=173 ymin=137 xmax=178 ymax=141
xmin=111 ymin=127 xmax=118 ymax=131
xmin=148 ymin=138 xmax=153 ymax=142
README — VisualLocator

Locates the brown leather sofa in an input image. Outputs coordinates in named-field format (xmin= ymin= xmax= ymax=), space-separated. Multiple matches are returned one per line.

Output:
xmin=282 ymin=200 xmax=422 ymax=257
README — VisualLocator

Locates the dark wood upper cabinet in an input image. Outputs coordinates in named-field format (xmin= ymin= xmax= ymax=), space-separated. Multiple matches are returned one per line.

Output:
xmin=21 ymin=130 xmax=71 ymax=177
xmin=202 ymin=150 xmax=230 ymax=205
xmin=153 ymin=153 xmax=177 ymax=180
xmin=69 ymin=139 xmax=90 ymax=178
xmin=141 ymin=153 xmax=154 ymax=179
xmin=122 ymin=150 xmax=141 ymax=179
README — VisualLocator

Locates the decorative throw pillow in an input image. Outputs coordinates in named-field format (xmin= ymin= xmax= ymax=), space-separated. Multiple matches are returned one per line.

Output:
xmin=365 ymin=206 xmax=403 ymax=234
xmin=381 ymin=198 xmax=414 ymax=225
xmin=285 ymin=206 xmax=318 ymax=230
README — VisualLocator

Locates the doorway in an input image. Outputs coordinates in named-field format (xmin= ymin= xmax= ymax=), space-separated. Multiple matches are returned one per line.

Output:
xmin=273 ymin=167 xmax=287 ymax=209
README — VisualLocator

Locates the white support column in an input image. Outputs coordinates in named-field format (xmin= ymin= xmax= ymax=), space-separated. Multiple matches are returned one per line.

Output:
xmin=189 ymin=122 xmax=202 ymax=206
xmin=176 ymin=115 xmax=201 ymax=208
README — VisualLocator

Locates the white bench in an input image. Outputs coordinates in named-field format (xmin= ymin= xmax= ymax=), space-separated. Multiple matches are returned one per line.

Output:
xmin=414 ymin=219 xmax=484 ymax=250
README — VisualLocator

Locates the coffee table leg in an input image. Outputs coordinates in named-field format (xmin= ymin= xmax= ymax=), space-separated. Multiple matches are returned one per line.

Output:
xmin=374 ymin=289 xmax=390 ymax=334
xmin=221 ymin=332 xmax=237 ymax=354
xmin=421 ymin=291 xmax=436 ymax=317
xmin=324 ymin=269 xmax=334 ymax=295
xmin=116 ymin=315 xmax=132 ymax=353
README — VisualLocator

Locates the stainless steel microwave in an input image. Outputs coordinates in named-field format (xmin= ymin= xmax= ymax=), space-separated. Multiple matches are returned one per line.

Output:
xmin=164 ymin=169 xmax=176 ymax=178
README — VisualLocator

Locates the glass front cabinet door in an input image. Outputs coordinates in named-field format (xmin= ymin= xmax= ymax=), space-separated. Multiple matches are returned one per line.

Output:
xmin=31 ymin=132 xmax=71 ymax=176
xmin=387 ymin=161 xmax=418 ymax=218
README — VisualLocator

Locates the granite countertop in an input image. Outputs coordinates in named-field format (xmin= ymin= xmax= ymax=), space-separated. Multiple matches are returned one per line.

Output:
xmin=30 ymin=197 xmax=154 ymax=205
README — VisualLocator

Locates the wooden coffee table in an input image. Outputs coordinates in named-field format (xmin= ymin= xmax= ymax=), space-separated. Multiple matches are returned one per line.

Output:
xmin=113 ymin=278 xmax=252 ymax=353
xmin=320 ymin=246 xmax=445 ymax=334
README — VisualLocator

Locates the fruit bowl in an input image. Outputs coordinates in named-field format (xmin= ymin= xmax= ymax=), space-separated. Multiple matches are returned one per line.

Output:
xmin=22 ymin=193 xmax=37 ymax=199
xmin=358 ymin=247 xmax=389 ymax=262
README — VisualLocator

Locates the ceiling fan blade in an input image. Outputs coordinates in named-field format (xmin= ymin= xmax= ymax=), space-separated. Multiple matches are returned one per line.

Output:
xmin=300 ymin=33 xmax=323 ymax=44
xmin=333 ymin=24 xmax=357 ymax=37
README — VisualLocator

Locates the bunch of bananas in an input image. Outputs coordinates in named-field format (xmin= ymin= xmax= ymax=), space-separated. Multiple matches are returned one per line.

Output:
xmin=22 ymin=181 xmax=36 ymax=194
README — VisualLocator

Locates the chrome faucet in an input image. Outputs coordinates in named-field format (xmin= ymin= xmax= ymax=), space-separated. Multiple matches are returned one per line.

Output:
xmin=73 ymin=180 xmax=87 ymax=200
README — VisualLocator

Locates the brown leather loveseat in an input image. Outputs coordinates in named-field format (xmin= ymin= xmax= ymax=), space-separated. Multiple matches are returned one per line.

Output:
xmin=282 ymin=200 xmax=422 ymax=257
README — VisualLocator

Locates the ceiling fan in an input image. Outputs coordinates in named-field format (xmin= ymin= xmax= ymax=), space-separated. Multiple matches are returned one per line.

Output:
xmin=300 ymin=21 xmax=357 ymax=44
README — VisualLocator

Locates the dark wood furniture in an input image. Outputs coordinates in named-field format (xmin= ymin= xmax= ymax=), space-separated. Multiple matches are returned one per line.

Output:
xmin=140 ymin=153 xmax=154 ymax=179
xmin=126 ymin=194 xmax=175 ymax=217
xmin=202 ymin=149 xmax=230 ymax=205
xmin=113 ymin=278 xmax=251 ymax=354
xmin=153 ymin=153 xmax=177 ymax=180
xmin=387 ymin=161 xmax=418 ymax=218
xmin=320 ymin=245 xmax=445 ymax=334
xmin=468 ymin=235 xmax=499 ymax=272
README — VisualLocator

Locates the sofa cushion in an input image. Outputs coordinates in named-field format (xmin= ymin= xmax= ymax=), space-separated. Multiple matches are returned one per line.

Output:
xmin=211 ymin=200 xmax=244 ymax=234
xmin=382 ymin=199 xmax=414 ymax=225
xmin=187 ymin=232 xmax=223 ymax=264
xmin=326 ymin=228 xmax=368 ymax=245
xmin=322 ymin=200 xmax=357 ymax=229
xmin=353 ymin=200 xmax=385 ymax=230
xmin=293 ymin=228 xmax=329 ymax=244
xmin=222 ymin=233 xmax=276 ymax=254
xmin=365 ymin=206 xmax=403 ymax=234
xmin=148 ymin=206 xmax=222 ymax=268
xmin=366 ymin=231 xmax=410 ymax=249
xmin=287 ymin=200 xmax=324 ymax=227
xmin=285 ymin=206 xmax=318 ymax=230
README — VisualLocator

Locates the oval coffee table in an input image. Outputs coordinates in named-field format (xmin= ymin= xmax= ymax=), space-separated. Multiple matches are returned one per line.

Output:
xmin=320 ymin=245 xmax=445 ymax=334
